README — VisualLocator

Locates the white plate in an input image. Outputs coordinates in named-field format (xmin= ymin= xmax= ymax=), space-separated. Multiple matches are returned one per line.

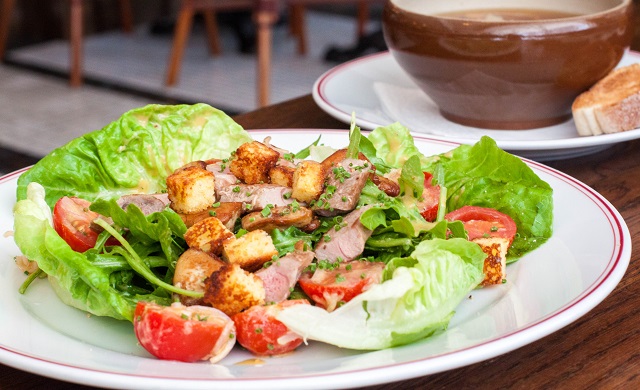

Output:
xmin=313 ymin=51 xmax=640 ymax=161
xmin=0 ymin=130 xmax=631 ymax=389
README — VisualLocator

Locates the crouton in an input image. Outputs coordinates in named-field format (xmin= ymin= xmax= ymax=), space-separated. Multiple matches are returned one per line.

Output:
xmin=291 ymin=160 xmax=325 ymax=203
xmin=173 ymin=249 xmax=225 ymax=306
xmin=184 ymin=216 xmax=235 ymax=255
xmin=203 ymin=264 xmax=265 ymax=316
xmin=178 ymin=202 xmax=243 ymax=230
xmin=229 ymin=141 xmax=280 ymax=185
xmin=166 ymin=161 xmax=216 ymax=214
xmin=222 ymin=229 xmax=278 ymax=272
xmin=474 ymin=237 xmax=509 ymax=286
xmin=269 ymin=165 xmax=295 ymax=187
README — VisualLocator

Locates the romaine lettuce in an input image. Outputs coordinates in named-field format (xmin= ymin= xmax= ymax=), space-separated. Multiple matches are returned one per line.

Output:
xmin=367 ymin=122 xmax=428 ymax=168
xmin=16 ymin=103 xmax=252 ymax=208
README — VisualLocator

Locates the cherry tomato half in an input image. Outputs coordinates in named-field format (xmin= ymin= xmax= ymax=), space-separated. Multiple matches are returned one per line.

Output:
xmin=53 ymin=196 xmax=114 ymax=252
xmin=418 ymin=172 xmax=440 ymax=222
xmin=134 ymin=301 xmax=236 ymax=363
xmin=445 ymin=205 xmax=517 ymax=245
xmin=232 ymin=300 xmax=309 ymax=356
xmin=298 ymin=260 xmax=385 ymax=312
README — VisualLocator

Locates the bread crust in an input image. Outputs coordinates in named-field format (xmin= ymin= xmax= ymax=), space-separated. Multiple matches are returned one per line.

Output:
xmin=572 ymin=63 xmax=640 ymax=136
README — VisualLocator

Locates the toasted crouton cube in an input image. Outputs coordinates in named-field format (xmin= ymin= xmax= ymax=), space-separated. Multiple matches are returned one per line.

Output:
xmin=203 ymin=264 xmax=265 ymax=316
xmin=229 ymin=141 xmax=280 ymax=184
xmin=222 ymin=229 xmax=278 ymax=272
xmin=184 ymin=216 xmax=235 ymax=255
xmin=166 ymin=161 xmax=216 ymax=214
xmin=173 ymin=249 xmax=225 ymax=306
xmin=269 ymin=165 xmax=295 ymax=187
xmin=474 ymin=237 xmax=509 ymax=286
xmin=291 ymin=160 xmax=325 ymax=203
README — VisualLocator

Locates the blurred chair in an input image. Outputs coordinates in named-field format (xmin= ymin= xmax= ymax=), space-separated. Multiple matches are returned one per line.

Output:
xmin=0 ymin=0 xmax=134 ymax=87
xmin=165 ymin=0 xmax=380 ymax=107
xmin=287 ymin=0 xmax=377 ymax=56
xmin=165 ymin=0 xmax=255 ymax=88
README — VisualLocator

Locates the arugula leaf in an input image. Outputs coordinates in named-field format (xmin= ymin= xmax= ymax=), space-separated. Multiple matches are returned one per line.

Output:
xmin=346 ymin=114 xmax=362 ymax=159
xmin=398 ymin=155 xmax=424 ymax=198
xmin=270 ymin=226 xmax=314 ymax=256
xmin=90 ymin=198 xmax=186 ymax=272
xmin=294 ymin=135 xmax=322 ymax=159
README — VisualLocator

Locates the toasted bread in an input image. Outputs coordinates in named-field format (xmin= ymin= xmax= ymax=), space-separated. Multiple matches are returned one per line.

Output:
xmin=572 ymin=63 xmax=640 ymax=136
xmin=473 ymin=236 xmax=509 ymax=286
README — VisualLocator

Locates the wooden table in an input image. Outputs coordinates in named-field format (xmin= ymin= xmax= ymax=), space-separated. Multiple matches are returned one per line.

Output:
xmin=2 ymin=95 xmax=639 ymax=389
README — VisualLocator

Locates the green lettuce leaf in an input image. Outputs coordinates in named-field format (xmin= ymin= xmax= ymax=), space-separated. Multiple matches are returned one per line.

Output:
xmin=367 ymin=122 xmax=427 ymax=168
xmin=16 ymin=103 xmax=252 ymax=208
xmin=422 ymin=136 xmax=554 ymax=259
xmin=13 ymin=184 xmax=141 ymax=320
xmin=276 ymin=238 xmax=485 ymax=350
xmin=13 ymin=104 xmax=250 ymax=320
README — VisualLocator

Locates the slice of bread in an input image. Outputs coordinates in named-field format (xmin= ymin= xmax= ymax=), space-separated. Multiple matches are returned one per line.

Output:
xmin=572 ymin=63 xmax=640 ymax=136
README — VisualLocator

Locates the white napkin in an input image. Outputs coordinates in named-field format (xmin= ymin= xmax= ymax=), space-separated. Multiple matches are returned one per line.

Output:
xmin=372 ymin=81 xmax=577 ymax=142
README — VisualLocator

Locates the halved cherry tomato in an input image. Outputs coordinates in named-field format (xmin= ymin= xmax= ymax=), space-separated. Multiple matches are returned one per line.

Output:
xmin=417 ymin=172 xmax=440 ymax=222
xmin=53 ymin=196 xmax=117 ymax=252
xmin=298 ymin=260 xmax=385 ymax=312
xmin=232 ymin=300 xmax=309 ymax=356
xmin=445 ymin=205 xmax=517 ymax=245
xmin=134 ymin=301 xmax=236 ymax=363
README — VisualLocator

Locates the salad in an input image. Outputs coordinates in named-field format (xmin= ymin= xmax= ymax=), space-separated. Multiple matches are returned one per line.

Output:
xmin=13 ymin=104 xmax=553 ymax=363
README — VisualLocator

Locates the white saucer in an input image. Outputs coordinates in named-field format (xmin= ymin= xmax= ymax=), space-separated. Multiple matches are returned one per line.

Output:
xmin=312 ymin=51 xmax=640 ymax=161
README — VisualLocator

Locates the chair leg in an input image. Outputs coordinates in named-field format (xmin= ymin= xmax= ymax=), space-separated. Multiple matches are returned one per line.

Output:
xmin=118 ymin=0 xmax=134 ymax=34
xmin=165 ymin=5 xmax=195 ymax=86
xmin=0 ymin=0 xmax=17 ymax=60
xmin=290 ymin=4 xmax=306 ymax=56
xmin=203 ymin=9 xmax=222 ymax=56
xmin=356 ymin=1 xmax=369 ymax=38
xmin=255 ymin=4 xmax=278 ymax=107
xmin=69 ymin=0 xmax=83 ymax=87
xmin=287 ymin=4 xmax=297 ymax=36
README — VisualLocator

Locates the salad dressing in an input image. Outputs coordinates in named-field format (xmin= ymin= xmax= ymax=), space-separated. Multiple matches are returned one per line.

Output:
xmin=235 ymin=358 xmax=266 ymax=366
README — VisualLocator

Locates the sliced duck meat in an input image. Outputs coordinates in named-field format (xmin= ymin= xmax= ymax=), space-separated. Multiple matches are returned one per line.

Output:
xmin=241 ymin=205 xmax=313 ymax=233
xmin=262 ymin=136 xmax=291 ymax=157
xmin=314 ymin=205 xmax=373 ymax=263
xmin=178 ymin=202 xmax=243 ymax=230
xmin=117 ymin=194 xmax=168 ymax=215
xmin=207 ymin=160 xmax=240 ymax=195
xmin=255 ymin=250 xmax=314 ymax=304
xmin=218 ymin=183 xmax=296 ymax=212
xmin=314 ymin=158 xmax=372 ymax=217
xmin=149 ymin=193 xmax=171 ymax=206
